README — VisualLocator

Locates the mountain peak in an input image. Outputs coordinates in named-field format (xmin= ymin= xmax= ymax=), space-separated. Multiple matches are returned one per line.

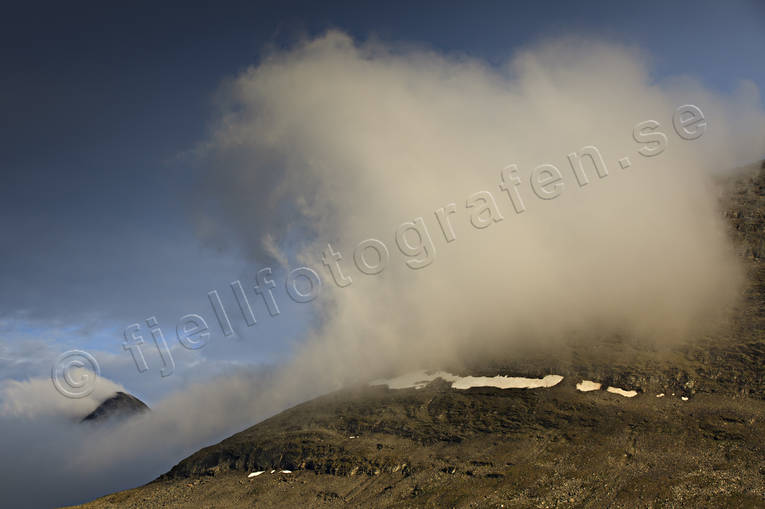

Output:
xmin=81 ymin=392 xmax=149 ymax=424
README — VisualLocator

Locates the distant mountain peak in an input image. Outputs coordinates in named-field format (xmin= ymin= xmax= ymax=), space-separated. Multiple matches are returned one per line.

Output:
xmin=81 ymin=391 xmax=149 ymax=424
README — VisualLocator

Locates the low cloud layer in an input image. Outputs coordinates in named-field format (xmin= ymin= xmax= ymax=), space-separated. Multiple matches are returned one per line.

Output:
xmin=2 ymin=32 xmax=764 ymax=508
xmin=0 ymin=370 xmax=125 ymax=419
xmin=0 ymin=368 xmax=308 ymax=508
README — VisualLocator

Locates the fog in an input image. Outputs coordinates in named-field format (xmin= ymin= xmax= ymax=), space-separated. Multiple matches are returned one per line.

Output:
xmin=2 ymin=32 xmax=764 ymax=508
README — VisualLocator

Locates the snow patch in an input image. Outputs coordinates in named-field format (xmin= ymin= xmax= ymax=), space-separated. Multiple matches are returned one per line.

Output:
xmin=248 ymin=471 xmax=264 ymax=478
xmin=656 ymin=393 xmax=665 ymax=398
xmin=576 ymin=380 xmax=602 ymax=392
xmin=370 ymin=370 xmax=458 ymax=390
xmin=452 ymin=374 xmax=563 ymax=390
xmin=281 ymin=470 xmax=292 ymax=474
xmin=606 ymin=387 xmax=638 ymax=398
xmin=370 ymin=370 xmax=563 ymax=391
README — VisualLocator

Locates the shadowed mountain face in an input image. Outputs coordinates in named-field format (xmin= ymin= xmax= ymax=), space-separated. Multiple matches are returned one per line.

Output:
xmin=72 ymin=165 xmax=765 ymax=508
xmin=81 ymin=392 xmax=150 ymax=424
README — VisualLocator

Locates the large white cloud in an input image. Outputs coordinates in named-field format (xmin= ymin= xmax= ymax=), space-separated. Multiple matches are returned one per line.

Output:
xmin=197 ymin=31 xmax=764 ymax=388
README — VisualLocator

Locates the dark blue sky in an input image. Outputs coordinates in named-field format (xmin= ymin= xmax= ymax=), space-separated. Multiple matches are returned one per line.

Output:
xmin=1 ymin=0 xmax=763 ymax=400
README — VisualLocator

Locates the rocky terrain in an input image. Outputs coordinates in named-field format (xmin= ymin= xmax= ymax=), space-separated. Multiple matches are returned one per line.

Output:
xmin=70 ymin=163 xmax=764 ymax=508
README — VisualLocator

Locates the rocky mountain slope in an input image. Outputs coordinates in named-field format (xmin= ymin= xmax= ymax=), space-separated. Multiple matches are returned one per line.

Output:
xmin=71 ymin=164 xmax=764 ymax=508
